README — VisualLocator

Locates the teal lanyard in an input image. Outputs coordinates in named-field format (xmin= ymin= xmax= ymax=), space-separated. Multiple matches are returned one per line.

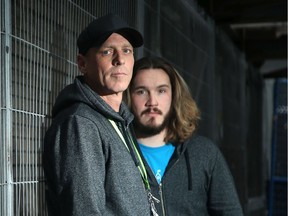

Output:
xmin=108 ymin=119 xmax=150 ymax=190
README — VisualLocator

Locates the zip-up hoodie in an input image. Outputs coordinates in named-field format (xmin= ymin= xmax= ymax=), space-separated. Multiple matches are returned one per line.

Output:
xmin=43 ymin=76 xmax=150 ymax=216
xmin=140 ymin=135 xmax=244 ymax=216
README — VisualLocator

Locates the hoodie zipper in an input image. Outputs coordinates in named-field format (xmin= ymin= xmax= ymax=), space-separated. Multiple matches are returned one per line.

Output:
xmin=158 ymin=157 xmax=181 ymax=216
xmin=159 ymin=183 xmax=166 ymax=216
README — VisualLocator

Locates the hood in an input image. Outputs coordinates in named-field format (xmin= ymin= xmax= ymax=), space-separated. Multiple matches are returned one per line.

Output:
xmin=52 ymin=76 xmax=132 ymax=122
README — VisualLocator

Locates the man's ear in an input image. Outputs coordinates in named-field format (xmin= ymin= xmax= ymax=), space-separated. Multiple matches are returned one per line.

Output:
xmin=77 ymin=54 xmax=87 ymax=74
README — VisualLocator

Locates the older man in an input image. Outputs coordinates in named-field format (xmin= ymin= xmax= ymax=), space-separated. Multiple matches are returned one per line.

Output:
xmin=43 ymin=14 xmax=151 ymax=216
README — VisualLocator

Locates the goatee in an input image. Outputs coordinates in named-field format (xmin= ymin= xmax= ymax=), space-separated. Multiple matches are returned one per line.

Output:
xmin=133 ymin=108 xmax=172 ymax=137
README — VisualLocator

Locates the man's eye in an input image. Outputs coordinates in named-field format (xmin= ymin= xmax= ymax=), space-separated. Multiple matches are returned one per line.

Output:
xmin=135 ymin=90 xmax=146 ymax=95
xmin=123 ymin=48 xmax=133 ymax=54
xmin=102 ymin=50 xmax=113 ymax=55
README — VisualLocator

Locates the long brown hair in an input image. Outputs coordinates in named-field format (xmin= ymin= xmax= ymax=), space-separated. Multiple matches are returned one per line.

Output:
xmin=125 ymin=57 xmax=200 ymax=143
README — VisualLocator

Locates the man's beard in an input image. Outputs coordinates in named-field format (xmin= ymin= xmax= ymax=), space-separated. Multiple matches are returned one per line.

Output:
xmin=133 ymin=108 xmax=172 ymax=137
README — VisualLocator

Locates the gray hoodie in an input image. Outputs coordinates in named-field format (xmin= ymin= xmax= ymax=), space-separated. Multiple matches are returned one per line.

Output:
xmin=141 ymin=135 xmax=244 ymax=216
xmin=43 ymin=76 xmax=150 ymax=216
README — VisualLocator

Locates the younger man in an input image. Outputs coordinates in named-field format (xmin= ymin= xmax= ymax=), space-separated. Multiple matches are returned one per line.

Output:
xmin=126 ymin=56 xmax=244 ymax=215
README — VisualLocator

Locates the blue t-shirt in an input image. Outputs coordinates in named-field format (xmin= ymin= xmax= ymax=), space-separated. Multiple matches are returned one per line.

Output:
xmin=139 ymin=143 xmax=175 ymax=184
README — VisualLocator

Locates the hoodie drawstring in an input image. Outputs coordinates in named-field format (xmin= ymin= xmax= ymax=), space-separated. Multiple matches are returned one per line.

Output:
xmin=184 ymin=150 xmax=193 ymax=191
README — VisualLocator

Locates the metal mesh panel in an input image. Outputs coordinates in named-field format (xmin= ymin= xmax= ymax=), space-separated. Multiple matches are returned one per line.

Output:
xmin=8 ymin=1 xmax=81 ymax=215
xmin=12 ymin=0 xmax=83 ymax=64
xmin=71 ymin=0 xmax=139 ymax=27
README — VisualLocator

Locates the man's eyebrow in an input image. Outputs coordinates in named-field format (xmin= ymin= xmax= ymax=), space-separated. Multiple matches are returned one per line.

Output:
xmin=157 ymin=84 xmax=170 ymax=88
xmin=132 ymin=84 xmax=170 ymax=90
xmin=100 ymin=43 xmax=133 ymax=49
xmin=132 ymin=85 xmax=147 ymax=90
xmin=97 ymin=45 xmax=112 ymax=50
xmin=123 ymin=44 xmax=133 ymax=48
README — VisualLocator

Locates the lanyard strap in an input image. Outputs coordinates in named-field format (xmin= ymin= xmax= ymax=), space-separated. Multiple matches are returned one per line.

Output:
xmin=108 ymin=119 xmax=150 ymax=190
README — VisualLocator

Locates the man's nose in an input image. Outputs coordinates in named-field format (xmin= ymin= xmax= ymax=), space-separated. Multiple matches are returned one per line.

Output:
xmin=113 ymin=51 xmax=125 ymax=66
xmin=146 ymin=93 xmax=158 ymax=106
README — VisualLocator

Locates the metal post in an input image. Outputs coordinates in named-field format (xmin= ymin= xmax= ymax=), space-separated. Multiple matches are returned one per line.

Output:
xmin=4 ymin=0 xmax=13 ymax=215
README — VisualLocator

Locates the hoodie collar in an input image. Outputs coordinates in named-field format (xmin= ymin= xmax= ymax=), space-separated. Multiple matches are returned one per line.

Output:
xmin=52 ymin=76 xmax=134 ymax=125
